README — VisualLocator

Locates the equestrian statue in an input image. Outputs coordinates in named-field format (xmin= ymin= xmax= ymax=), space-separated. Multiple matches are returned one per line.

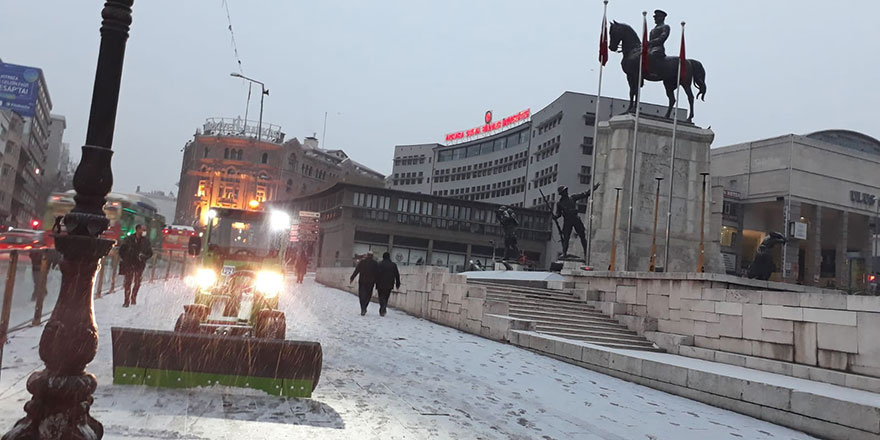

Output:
xmin=608 ymin=10 xmax=707 ymax=122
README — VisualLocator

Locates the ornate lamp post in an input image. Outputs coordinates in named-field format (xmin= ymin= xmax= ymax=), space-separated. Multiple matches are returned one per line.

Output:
xmin=3 ymin=1 xmax=134 ymax=439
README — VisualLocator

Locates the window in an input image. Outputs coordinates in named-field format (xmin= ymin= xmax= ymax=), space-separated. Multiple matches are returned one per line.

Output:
xmin=820 ymin=250 xmax=836 ymax=278
xmin=584 ymin=113 xmax=596 ymax=126
xmin=203 ymin=147 xmax=209 ymax=158
xmin=721 ymin=226 xmax=738 ymax=247
xmin=224 ymin=148 xmax=229 ymax=159
xmin=261 ymin=152 xmax=268 ymax=164
xmin=236 ymin=150 xmax=243 ymax=160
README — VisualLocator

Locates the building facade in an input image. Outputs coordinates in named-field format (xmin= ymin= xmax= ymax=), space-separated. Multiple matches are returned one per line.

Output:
xmin=0 ymin=61 xmax=53 ymax=228
xmin=174 ymin=118 xmax=384 ymax=227
xmin=388 ymin=91 xmax=685 ymax=259
xmin=276 ymin=183 xmax=552 ymax=270
xmin=712 ymin=130 xmax=880 ymax=290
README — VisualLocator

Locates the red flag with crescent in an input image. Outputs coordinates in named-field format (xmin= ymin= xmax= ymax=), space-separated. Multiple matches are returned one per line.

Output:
xmin=641 ymin=15 xmax=649 ymax=75
xmin=599 ymin=14 xmax=609 ymax=66
xmin=679 ymin=27 xmax=687 ymax=80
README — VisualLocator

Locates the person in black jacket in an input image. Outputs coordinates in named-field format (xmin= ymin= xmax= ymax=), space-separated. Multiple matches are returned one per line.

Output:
xmin=350 ymin=251 xmax=379 ymax=316
xmin=119 ymin=224 xmax=153 ymax=307
xmin=375 ymin=252 xmax=401 ymax=317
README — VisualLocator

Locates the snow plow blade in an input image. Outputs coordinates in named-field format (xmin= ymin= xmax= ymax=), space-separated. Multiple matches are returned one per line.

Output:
xmin=110 ymin=327 xmax=322 ymax=397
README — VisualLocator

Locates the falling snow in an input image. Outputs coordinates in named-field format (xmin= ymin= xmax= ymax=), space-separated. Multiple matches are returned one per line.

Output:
xmin=0 ymin=275 xmax=816 ymax=439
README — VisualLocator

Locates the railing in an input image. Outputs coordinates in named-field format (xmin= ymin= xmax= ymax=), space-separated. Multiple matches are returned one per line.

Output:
xmin=0 ymin=248 xmax=193 ymax=378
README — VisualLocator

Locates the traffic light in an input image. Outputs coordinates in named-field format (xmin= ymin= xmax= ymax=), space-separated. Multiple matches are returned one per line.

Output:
xmin=31 ymin=219 xmax=41 ymax=229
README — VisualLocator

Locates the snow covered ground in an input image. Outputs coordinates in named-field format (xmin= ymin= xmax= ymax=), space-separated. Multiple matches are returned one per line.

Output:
xmin=0 ymin=275 xmax=816 ymax=440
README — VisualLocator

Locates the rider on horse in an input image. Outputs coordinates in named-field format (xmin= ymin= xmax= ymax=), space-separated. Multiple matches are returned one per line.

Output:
xmin=647 ymin=10 xmax=670 ymax=80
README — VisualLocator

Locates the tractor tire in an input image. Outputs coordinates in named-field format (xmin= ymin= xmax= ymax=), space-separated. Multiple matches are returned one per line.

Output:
xmin=174 ymin=313 xmax=201 ymax=334
xmin=255 ymin=310 xmax=286 ymax=340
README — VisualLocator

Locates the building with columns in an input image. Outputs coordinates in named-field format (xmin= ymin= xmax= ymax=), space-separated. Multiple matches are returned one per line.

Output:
xmin=711 ymin=130 xmax=880 ymax=290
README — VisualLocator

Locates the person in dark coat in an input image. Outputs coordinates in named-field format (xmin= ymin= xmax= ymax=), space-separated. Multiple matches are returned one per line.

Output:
xmin=295 ymin=250 xmax=309 ymax=284
xmin=375 ymin=252 xmax=401 ymax=317
xmin=118 ymin=224 xmax=153 ymax=307
xmin=350 ymin=251 xmax=379 ymax=316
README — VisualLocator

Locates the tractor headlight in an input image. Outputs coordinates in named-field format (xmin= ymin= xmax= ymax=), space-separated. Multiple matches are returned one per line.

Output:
xmin=195 ymin=268 xmax=218 ymax=289
xmin=255 ymin=270 xmax=283 ymax=297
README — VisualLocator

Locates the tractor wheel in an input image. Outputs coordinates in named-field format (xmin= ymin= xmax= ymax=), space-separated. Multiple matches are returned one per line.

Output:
xmin=174 ymin=312 xmax=201 ymax=333
xmin=255 ymin=310 xmax=286 ymax=339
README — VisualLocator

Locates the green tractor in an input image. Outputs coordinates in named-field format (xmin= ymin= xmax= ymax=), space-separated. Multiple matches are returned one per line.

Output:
xmin=175 ymin=208 xmax=291 ymax=338
xmin=111 ymin=207 xmax=323 ymax=397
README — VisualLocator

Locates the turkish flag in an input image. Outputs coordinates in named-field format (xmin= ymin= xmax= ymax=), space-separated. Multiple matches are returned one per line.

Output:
xmin=641 ymin=15 xmax=649 ymax=75
xmin=599 ymin=15 xmax=609 ymax=66
xmin=679 ymin=28 xmax=687 ymax=80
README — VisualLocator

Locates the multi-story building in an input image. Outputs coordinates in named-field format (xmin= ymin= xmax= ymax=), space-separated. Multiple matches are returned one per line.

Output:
xmin=389 ymin=91 xmax=685 ymax=259
xmin=0 ymin=111 xmax=24 ymax=225
xmin=712 ymin=129 xmax=880 ymax=290
xmin=0 ymin=61 xmax=53 ymax=227
xmin=174 ymin=118 xmax=384 ymax=227
xmin=45 ymin=114 xmax=66 ymax=182
xmin=275 ymin=183 xmax=552 ymax=270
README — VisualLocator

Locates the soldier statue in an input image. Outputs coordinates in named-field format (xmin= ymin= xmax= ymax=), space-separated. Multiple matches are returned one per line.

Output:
xmin=646 ymin=10 xmax=671 ymax=79
xmin=747 ymin=232 xmax=787 ymax=281
xmin=554 ymin=183 xmax=600 ymax=259
xmin=495 ymin=206 xmax=520 ymax=261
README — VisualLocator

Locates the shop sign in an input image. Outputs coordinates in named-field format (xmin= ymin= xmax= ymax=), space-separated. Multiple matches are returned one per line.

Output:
xmin=789 ymin=221 xmax=807 ymax=240
xmin=723 ymin=189 xmax=742 ymax=200
xmin=850 ymin=190 xmax=877 ymax=207
xmin=445 ymin=109 xmax=530 ymax=143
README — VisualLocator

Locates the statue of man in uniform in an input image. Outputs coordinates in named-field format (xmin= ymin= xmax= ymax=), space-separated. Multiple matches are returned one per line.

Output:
xmin=554 ymin=183 xmax=600 ymax=258
xmin=647 ymin=9 xmax=670 ymax=78
xmin=495 ymin=206 xmax=520 ymax=261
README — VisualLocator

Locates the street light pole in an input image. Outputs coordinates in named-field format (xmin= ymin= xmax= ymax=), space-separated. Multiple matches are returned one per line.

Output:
xmin=649 ymin=176 xmax=664 ymax=272
xmin=696 ymin=172 xmax=710 ymax=273
xmin=4 ymin=1 xmax=134 ymax=438
xmin=230 ymin=73 xmax=268 ymax=142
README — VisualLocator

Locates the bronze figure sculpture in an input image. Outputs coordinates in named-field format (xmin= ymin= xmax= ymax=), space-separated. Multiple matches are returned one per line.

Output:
xmin=495 ymin=206 xmax=520 ymax=261
xmin=608 ymin=13 xmax=707 ymax=122
xmin=747 ymin=232 xmax=787 ymax=281
xmin=554 ymin=184 xmax=600 ymax=260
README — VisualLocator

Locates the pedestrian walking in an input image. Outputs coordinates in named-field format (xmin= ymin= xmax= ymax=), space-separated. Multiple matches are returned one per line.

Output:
xmin=375 ymin=252 xmax=401 ymax=317
xmin=295 ymin=250 xmax=309 ymax=284
xmin=119 ymin=224 xmax=153 ymax=307
xmin=350 ymin=251 xmax=378 ymax=316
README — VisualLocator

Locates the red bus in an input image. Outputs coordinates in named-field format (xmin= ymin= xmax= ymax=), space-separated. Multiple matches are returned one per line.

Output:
xmin=161 ymin=225 xmax=197 ymax=253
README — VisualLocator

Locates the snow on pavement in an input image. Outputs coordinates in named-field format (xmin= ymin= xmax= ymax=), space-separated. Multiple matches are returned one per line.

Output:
xmin=0 ymin=276 xmax=816 ymax=440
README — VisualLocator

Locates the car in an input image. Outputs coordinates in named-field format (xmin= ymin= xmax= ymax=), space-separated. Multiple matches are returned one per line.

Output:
xmin=0 ymin=229 xmax=47 ymax=251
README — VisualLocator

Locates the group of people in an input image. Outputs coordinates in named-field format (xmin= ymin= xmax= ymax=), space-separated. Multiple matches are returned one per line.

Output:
xmin=349 ymin=251 xmax=401 ymax=317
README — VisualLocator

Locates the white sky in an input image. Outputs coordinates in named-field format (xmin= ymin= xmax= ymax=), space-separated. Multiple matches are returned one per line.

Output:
xmin=2 ymin=0 xmax=878 ymax=194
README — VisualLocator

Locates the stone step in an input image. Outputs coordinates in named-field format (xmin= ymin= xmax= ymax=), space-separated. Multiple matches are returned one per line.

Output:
xmin=487 ymin=296 xmax=603 ymax=314
xmin=483 ymin=288 xmax=578 ymax=303
xmin=507 ymin=308 xmax=620 ymax=324
xmin=533 ymin=331 xmax=663 ymax=351
xmin=470 ymin=280 xmax=570 ymax=296
xmin=508 ymin=313 xmax=625 ymax=331
xmin=530 ymin=319 xmax=637 ymax=334
xmin=534 ymin=324 xmax=640 ymax=339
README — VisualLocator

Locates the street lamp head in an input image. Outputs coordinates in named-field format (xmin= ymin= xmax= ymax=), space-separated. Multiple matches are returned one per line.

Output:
xmin=230 ymin=72 xmax=243 ymax=78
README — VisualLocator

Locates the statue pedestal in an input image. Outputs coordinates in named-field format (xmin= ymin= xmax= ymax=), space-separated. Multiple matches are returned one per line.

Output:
xmin=589 ymin=114 xmax=722 ymax=273
xmin=495 ymin=261 xmax=526 ymax=271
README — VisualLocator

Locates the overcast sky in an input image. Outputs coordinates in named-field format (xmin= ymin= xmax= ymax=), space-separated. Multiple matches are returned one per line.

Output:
xmin=2 ymin=1 xmax=878 ymax=195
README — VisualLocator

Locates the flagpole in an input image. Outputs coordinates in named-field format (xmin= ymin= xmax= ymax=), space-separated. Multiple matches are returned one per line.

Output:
xmin=662 ymin=21 xmax=685 ymax=272
xmin=586 ymin=0 xmax=609 ymax=266
xmin=624 ymin=10 xmax=647 ymax=271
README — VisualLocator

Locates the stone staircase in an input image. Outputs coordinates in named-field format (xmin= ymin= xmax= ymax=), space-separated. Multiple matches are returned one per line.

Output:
xmin=470 ymin=280 xmax=662 ymax=352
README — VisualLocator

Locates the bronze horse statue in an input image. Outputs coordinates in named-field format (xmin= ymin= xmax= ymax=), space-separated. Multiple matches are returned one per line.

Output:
xmin=609 ymin=21 xmax=707 ymax=122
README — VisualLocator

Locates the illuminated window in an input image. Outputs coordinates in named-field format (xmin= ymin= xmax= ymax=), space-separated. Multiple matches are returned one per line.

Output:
xmin=721 ymin=226 xmax=738 ymax=247
xmin=197 ymin=180 xmax=206 ymax=197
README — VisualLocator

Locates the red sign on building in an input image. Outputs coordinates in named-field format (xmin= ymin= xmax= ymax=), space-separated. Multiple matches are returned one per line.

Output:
xmin=445 ymin=109 xmax=530 ymax=143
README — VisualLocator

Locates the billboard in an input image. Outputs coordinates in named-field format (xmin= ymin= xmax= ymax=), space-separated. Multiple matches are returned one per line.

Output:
xmin=0 ymin=62 xmax=43 ymax=117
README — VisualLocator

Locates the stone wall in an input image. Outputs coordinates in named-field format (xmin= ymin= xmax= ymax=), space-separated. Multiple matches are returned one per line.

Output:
xmin=315 ymin=266 xmax=535 ymax=341
xmin=566 ymin=270 xmax=880 ymax=378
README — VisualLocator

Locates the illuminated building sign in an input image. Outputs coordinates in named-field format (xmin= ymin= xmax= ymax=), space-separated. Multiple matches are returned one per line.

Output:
xmin=445 ymin=109 xmax=530 ymax=143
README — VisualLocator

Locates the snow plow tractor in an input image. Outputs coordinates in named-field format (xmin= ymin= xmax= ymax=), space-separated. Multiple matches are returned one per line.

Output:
xmin=111 ymin=208 xmax=323 ymax=397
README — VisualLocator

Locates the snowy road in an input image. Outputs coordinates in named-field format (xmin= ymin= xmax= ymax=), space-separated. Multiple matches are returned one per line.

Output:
xmin=0 ymin=276 xmax=815 ymax=439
